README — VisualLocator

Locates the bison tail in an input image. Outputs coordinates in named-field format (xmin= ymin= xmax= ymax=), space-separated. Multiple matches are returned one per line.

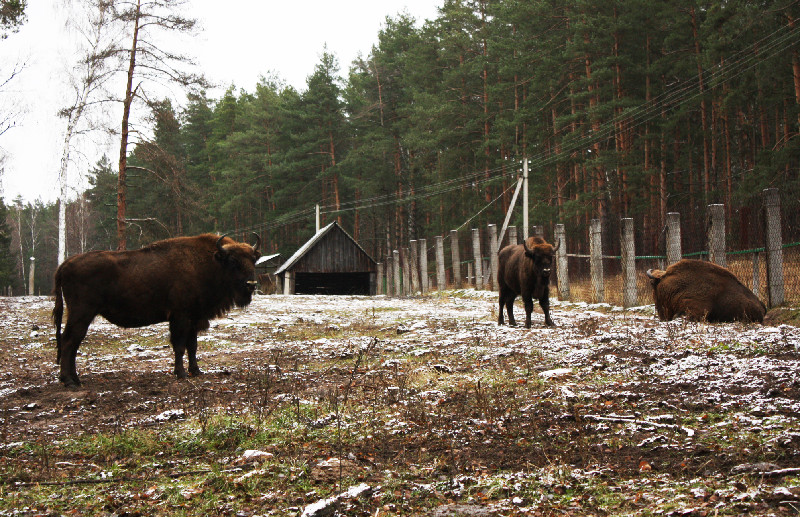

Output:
xmin=52 ymin=268 xmax=64 ymax=365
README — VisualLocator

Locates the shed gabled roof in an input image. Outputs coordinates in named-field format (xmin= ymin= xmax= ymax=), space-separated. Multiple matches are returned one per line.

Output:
xmin=275 ymin=221 xmax=374 ymax=275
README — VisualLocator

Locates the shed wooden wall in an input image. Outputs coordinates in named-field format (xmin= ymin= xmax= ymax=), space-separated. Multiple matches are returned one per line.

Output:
xmin=292 ymin=227 xmax=376 ymax=273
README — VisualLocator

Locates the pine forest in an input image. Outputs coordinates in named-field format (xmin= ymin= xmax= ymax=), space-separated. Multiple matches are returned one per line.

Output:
xmin=4 ymin=0 xmax=800 ymax=294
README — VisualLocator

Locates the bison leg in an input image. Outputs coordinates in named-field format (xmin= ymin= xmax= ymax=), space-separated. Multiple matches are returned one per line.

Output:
xmin=168 ymin=318 xmax=191 ymax=379
xmin=187 ymin=319 xmax=210 ymax=377
xmin=498 ymin=286 xmax=517 ymax=326
xmin=522 ymin=296 xmax=534 ymax=329
xmin=59 ymin=316 xmax=91 ymax=387
xmin=498 ymin=289 xmax=517 ymax=327
xmin=539 ymin=295 xmax=555 ymax=326
xmin=186 ymin=330 xmax=201 ymax=377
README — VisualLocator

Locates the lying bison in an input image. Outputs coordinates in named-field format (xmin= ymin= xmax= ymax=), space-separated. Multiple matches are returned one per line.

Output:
xmin=52 ymin=234 xmax=261 ymax=387
xmin=498 ymin=236 xmax=559 ymax=328
xmin=645 ymin=259 xmax=766 ymax=323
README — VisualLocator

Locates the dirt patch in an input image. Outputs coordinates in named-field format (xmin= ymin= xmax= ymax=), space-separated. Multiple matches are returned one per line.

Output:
xmin=1 ymin=294 xmax=799 ymax=516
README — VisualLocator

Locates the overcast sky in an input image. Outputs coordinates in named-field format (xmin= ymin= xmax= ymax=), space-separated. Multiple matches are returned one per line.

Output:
xmin=0 ymin=0 xmax=441 ymax=204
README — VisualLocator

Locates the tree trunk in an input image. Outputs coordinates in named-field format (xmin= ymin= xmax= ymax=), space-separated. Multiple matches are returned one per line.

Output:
xmin=690 ymin=6 xmax=711 ymax=202
xmin=117 ymin=0 xmax=141 ymax=251
xmin=57 ymin=119 xmax=75 ymax=264
xmin=788 ymin=14 xmax=800 ymax=127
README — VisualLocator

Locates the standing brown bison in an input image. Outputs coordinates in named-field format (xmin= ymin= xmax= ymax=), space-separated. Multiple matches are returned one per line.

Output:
xmin=645 ymin=259 xmax=766 ymax=323
xmin=52 ymin=234 xmax=261 ymax=387
xmin=498 ymin=236 xmax=559 ymax=328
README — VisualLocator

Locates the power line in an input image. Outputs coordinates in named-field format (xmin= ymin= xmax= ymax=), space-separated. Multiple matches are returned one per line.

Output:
xmin=225 ymin=18 xmax=800 ymax=236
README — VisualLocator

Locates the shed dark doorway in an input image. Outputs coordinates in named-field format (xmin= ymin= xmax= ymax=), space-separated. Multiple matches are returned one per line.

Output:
xmin=294 ymin=272 xmax=371 ymax=295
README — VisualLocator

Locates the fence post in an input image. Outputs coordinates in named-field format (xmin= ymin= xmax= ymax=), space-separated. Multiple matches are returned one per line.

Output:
xmin=376 ymin=262 xmax=383 ymax=295
xmin=555 ymin=223 xmax=569 ymax=301
xmin=450 ymin=230 xmax=461 ymax=288
xmin=620 ymin=217 xmax=637 ymax=307
xmin=467 ymin=262 xmax=474 ymax=287
xmin=435 ymin=236 xmax=446 ymax=291
xmin=384 ymin=255 xmax=392 ymax=296
xmin=393 ymin=250 xmax=401 ymax=296
xmin=402 ymin=248 xmax=412 ymax=295
xmin=752 ymin=252 xmax=760 ymax=298
xmin=590 ymin=218 xmax=605 ymax=303
xmin=707 ymin=204 xmax=726 ymax=267
xmin=409 ymin=240 xmax=420 ymax=294
xmin=419 ymin=238 xmax=428 ymax=294
xmin=763 ymin=188 xmax=784 ymax=307
xmin=488 ymin=224 xmax=499 ymax=291
xmin=666 ymin=212 xmax=682 ymax=265
xmin=508 ymin=226 xmax=517 ymax=248
xmin=472 ymin=228 xmax=484 ymax=289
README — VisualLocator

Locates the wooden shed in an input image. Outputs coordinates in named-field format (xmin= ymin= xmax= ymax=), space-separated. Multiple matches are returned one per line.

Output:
xmin=276 ymin=221 xmax=378 ymax=295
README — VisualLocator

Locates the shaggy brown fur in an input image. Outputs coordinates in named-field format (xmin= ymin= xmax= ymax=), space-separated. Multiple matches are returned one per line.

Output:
xmin=497 ymin=236 xmax=558 ymax=328
xmin=52 ymin=234 xmax=261 ymax=387
xmin=645 ymin=259 xmax=766 ymax=323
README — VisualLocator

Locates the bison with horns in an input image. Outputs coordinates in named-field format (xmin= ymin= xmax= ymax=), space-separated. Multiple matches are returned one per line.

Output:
xmin=52 ymin=233 xmax=261 ymax=387
xmin=497 ymin=236 xmax=559 ymax=328
xmin=645 ymin=259 xmax=766 ymax=323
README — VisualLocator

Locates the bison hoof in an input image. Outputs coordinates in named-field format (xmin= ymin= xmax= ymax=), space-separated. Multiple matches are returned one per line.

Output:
xmin=189 ymin=368 xmax=202 ymax=377
xmin=61 ymin=376 xmax=81 ymax=388
xmin=545 ymin=319 xmax=555 ymax=326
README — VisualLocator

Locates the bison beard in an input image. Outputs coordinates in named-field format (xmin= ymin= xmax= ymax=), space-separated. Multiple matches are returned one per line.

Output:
xmin=645 ymin=259 xmax=766 ymax=323
xmin=497 ymin=236 xmax=558 ymax=328
xmin=52 ymin=234 xmax=261 ymax=387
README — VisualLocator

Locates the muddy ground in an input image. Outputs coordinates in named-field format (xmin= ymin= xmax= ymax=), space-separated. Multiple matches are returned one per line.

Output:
xmin=1 ymin=292 xmax=799 ymax=515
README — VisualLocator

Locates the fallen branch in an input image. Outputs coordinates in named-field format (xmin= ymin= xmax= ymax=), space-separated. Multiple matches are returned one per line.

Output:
xmin=583 ymin=414 xmax=695 ymax=437
xmin=10 ymin=467 xmax=245 ymax=488
xmin=757 ymin=467 xmax=800 ymax=478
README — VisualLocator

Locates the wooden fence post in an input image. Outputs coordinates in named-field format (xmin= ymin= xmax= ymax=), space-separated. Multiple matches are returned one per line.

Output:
xmin=620 ymin=218 xmax=637 ymax=307
xmin=450 ymin=230 xmax=461 ymax=288
xmin=402 ymin=248 xmax=412 ymax=295
xmin=393 ymin=249 xmax=401 ymax=296
xmin=419 ymin=238 xmax=428 ymax=294
xmin=384 ymin=255 xmax=393 ymax=296
xmin=472 ymin=228 xmax=483 ymax=289
xmin=590 ymin=219 xmax=605 ymax=303
xmin=376 ymin=262 xmax=383 ymax=295
xmin=666 ymin=212 xmax=682 ymax=265
xmin=409 ymin=240 xmax=420 ymax=294
xmin=508 ymin=226 xmax=517 ymax=248
xmin=707 ymin=204 xmax=726 ymax=267
xmin=435 ymin=236 xmax=446 ymax=291
xmin=752 ymin=252 xmax=760 ymax=298
xmin=763 ymin=188 xmax=784 ymax=306
xmin=488 ymin=224 xmax=499 ymax=291
xmin=555 ymin=223 xmax=569 ymax=301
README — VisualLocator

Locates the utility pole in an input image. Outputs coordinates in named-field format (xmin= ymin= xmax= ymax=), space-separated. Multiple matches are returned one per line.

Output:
xmin=522 ymin=157 xmax=529 ymax=240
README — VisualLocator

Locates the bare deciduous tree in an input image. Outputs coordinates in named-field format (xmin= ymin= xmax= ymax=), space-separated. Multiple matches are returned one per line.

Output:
xmin=108 ymin=0 xmax=205 ymax=250
xmin=57 ymin=0 xmax=118 ymax=264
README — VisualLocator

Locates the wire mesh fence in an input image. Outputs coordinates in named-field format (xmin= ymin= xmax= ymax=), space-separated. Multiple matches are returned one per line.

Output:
xmin=379 ymin=188 xmax=798 ymax=312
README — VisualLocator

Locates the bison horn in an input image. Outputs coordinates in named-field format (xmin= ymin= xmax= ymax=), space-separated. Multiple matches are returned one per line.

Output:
xmin=522 ymin=240 xmax=534 ymax=257
xmin=645 ymin=269 xmax=657 ymax=279
xmin=216 ymin=234 xmax=228 ymax=252
xmin=251 ymin=232 xmax=261 ymax=252
xmin=552 ymin=239 xmax=561 ymax=252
